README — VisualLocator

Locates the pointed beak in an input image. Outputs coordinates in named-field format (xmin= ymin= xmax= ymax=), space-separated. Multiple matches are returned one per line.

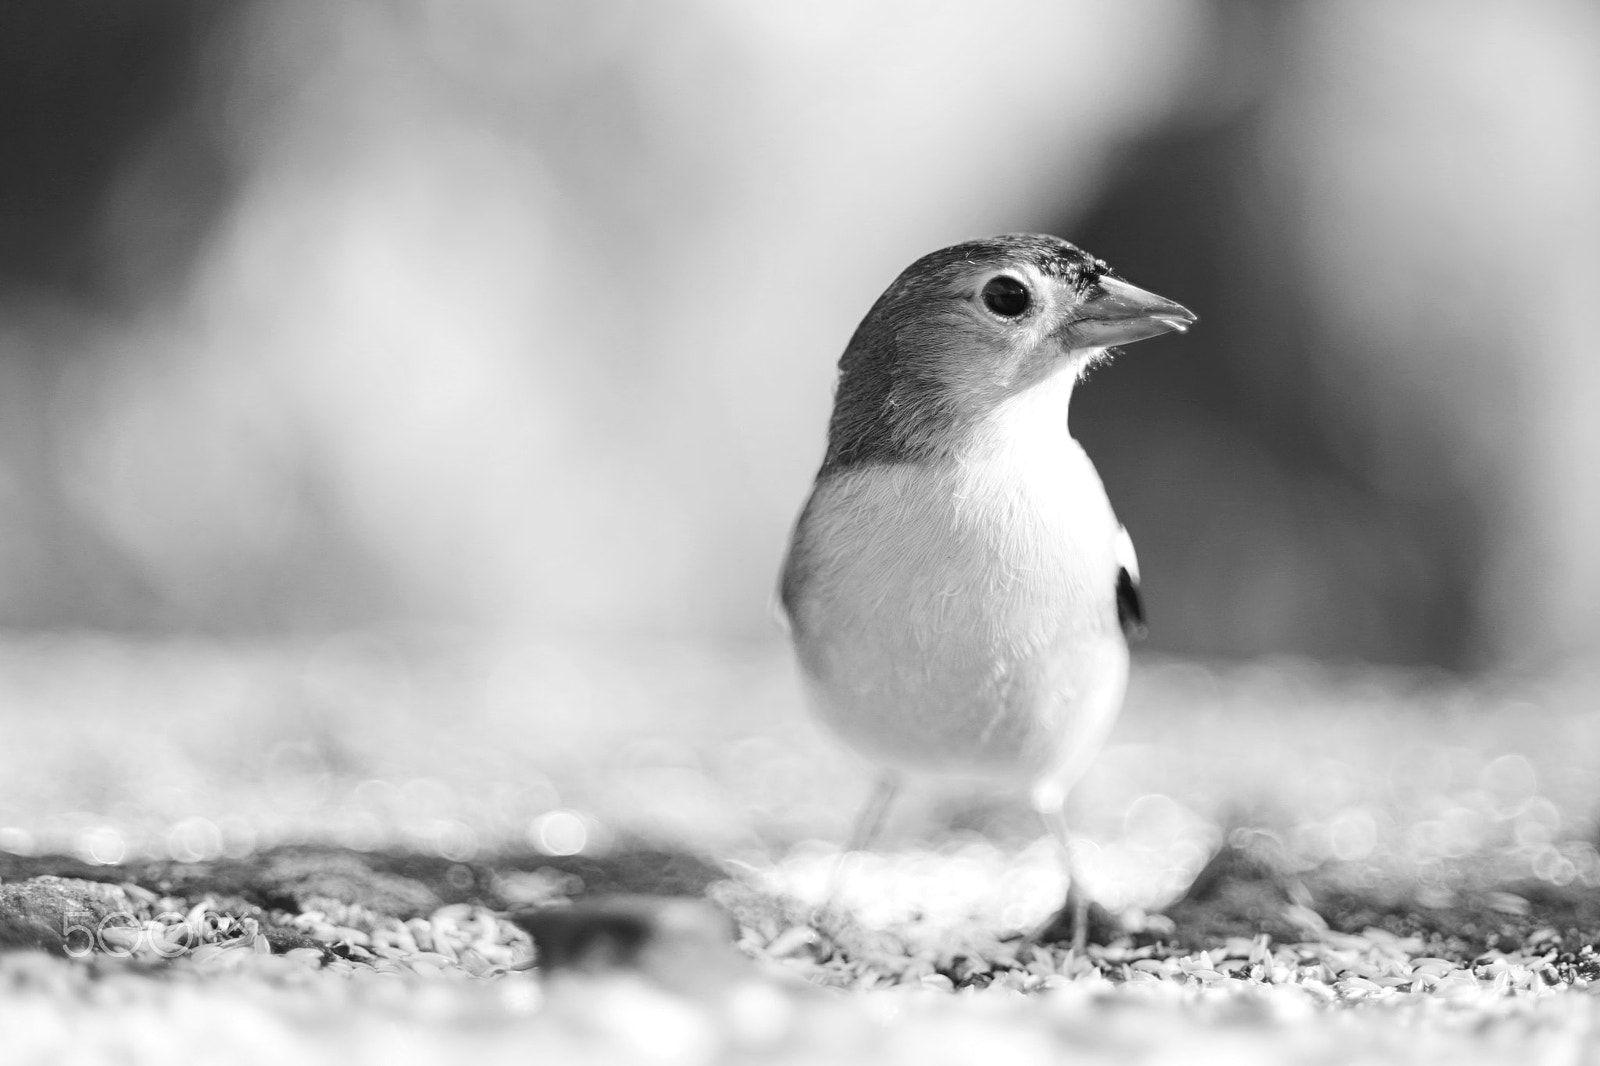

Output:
xmin=1055 ymin=275 xmax=1196 ymax=350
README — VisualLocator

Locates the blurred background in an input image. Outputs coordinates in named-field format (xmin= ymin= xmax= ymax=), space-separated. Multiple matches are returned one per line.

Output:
xmin=2 ymin=0 xmax=1600 ymax=902
xmin=2 ymin=0 xmax=1598 ymax=669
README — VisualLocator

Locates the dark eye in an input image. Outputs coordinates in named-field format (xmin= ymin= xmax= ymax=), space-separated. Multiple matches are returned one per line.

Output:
xmin=981 ymin=275 xmax=1031 ymax=317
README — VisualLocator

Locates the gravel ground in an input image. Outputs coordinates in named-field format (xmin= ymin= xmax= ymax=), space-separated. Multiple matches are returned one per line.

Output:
xmin=2 ymin=633 xmax=1600 ymax=1063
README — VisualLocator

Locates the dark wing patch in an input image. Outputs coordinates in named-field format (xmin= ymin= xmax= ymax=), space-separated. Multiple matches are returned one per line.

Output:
xmin=1116 ymin=567 xmax=1146 ymax=640
xmin=1113 ymin=525 xmax=1145 ymax=640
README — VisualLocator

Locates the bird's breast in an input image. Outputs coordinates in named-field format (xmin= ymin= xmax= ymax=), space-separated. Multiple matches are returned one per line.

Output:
xmin=783 ymin=440 xmax=1128 ymax=787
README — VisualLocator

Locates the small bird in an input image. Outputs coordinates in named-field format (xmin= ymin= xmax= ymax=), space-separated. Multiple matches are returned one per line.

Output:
xmin=779 ymin=234 xmax=1193 ymax=946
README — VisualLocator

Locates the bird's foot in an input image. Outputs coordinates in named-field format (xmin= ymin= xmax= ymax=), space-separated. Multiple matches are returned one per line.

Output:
xmin=1030 ymin=896 xmax=1123 ymax=952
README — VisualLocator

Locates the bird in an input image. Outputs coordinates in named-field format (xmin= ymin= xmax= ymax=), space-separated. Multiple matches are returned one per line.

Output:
xmin=778 ymin=233 xmax=1194 ymax=947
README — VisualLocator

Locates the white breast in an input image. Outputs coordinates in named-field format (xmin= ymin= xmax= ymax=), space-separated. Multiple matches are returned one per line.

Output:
xmin=784 ymin=411 xmax=1129 ymax=798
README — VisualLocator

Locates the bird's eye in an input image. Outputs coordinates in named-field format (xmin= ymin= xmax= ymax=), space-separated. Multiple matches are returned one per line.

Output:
xmin=981 ymin=275 xmax=1031 ymax=318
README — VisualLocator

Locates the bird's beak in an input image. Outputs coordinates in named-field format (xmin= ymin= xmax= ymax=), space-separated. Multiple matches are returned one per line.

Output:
xmin=1056 ymin=276 xmax=1196 ymax=349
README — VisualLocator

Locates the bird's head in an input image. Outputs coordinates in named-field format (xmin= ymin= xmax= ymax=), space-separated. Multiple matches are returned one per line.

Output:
xmin=822 ymin=234 xmax=1194 ymax=471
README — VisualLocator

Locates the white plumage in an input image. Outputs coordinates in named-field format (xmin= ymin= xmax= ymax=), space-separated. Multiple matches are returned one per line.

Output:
xmin=784 ymin=373 xmax=1128 ymax=808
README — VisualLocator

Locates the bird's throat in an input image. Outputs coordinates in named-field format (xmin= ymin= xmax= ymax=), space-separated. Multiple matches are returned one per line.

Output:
xmin=963 ymin=364 xmax=1080 ymax=461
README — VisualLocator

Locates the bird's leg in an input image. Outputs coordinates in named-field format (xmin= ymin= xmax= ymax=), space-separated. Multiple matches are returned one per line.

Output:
xmin=844 ymin=771 xmax=902 ymax=854
xmin=1032 ymin=798 xmax=1115 ymax=952
xmin=1041 ymin=801 xmax=1087 ymax=953
xmin=822 ymin=771 xmax=901 ymax=907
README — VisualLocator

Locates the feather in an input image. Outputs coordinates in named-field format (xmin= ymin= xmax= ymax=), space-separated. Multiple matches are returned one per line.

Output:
xmin=1114 ymin=525 xmax=1145 ymax=639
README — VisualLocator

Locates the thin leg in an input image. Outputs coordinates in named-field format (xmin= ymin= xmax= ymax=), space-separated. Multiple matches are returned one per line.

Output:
xmin=1064 ymin=874 xmax=1092 ymax=955
xmin=844 ymin=771 xmax=901 ymax=854
xmin=1041 ymin=801 xmax=1087 ymax=953
xmin=822 ymin=771 xmax=901 ymax=906
xmin=1033 ymin=798 xmax=1114 ymax=952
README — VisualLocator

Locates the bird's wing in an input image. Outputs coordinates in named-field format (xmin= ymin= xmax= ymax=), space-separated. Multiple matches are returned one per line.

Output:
xmin=1113 ymin=524 xmax=1146 ymax=640
xmin=768 ymin=587 xmax=792 ymax=637
xmin=773 ymin=486 xmax=826 ymax=639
